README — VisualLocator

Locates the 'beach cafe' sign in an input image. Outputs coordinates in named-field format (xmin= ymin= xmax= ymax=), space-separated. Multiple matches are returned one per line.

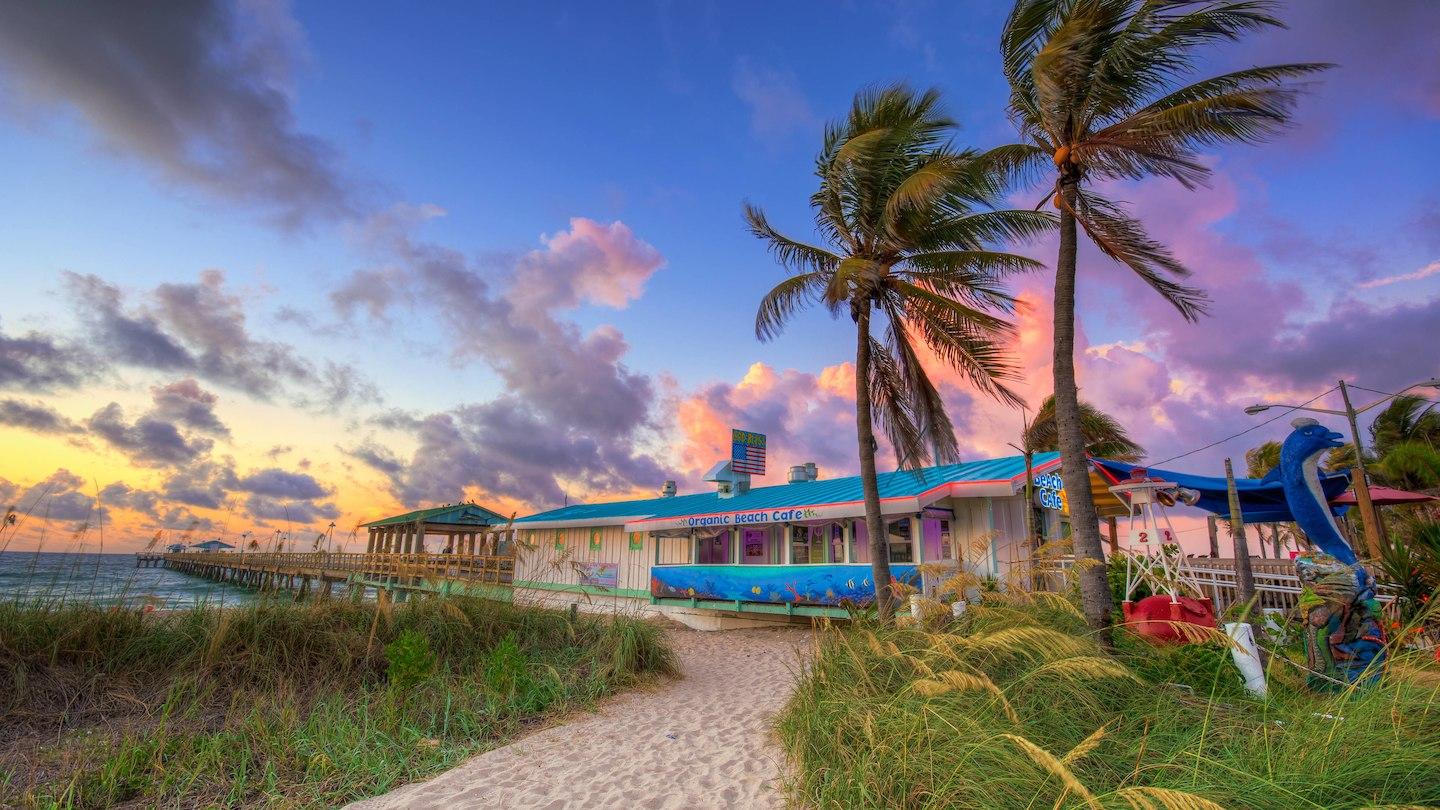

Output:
xmin=1033 ymin=472 xmax=1068 ymax=511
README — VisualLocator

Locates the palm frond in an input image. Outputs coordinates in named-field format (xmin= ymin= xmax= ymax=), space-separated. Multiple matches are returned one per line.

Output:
xmin=866 ymin=333 xmax=926 ymax=471
xmin=1071 ymin=189 xmax=1209 ymax=321
xmin=755 ymin=271 xmax=829 ymax=342
xmin=893 ymin=281 xmax=1024 ymax=410
xmin=744 ymin=202 xmax=842 ymax=274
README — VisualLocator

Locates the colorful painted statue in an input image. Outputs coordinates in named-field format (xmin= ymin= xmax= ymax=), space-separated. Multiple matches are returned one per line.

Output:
xmin=1278 ymin=418 xmax=1386 ymax=687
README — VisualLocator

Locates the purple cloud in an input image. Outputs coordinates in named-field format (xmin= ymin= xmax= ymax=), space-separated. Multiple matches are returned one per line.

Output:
xmin=87 ymin=402 xmax=214 ymax=467
xmin=0 ymin=0 xmax=354 ymax=227
xmin=0 ymin=319 xmax=97 ymax=391
xmin=334 ymin=210 xmax=673 ymax=507
xmin=64 ymin=270 xmax=378 ymax=408
xmin=0 ymin=398 xmax=81 ymax=435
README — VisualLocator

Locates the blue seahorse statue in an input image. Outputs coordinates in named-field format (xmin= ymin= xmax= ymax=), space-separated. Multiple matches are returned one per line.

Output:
xmin=1270 ymin=417 xmax=1355 ymax=564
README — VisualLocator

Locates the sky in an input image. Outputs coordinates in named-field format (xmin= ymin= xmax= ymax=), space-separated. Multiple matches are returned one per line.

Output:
xmin=0 ymin=0 xmax=1436 ymax=553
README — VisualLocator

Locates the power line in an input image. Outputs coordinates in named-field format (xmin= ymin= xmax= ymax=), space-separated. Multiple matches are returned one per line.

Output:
xmin=1347 ymin=383 xmax=1440 ymax=403
xmin=1150 ymin=386 xmax=1338 ymax=467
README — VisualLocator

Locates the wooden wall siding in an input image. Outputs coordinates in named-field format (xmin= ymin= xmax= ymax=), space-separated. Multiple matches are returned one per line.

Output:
xmin=944 ymin=497 xmax=1028 ymax=578
xmin=516 ymin=526 xmax=652 ymax=596
xmin=656 ymin=535 xmax=691 ymax=565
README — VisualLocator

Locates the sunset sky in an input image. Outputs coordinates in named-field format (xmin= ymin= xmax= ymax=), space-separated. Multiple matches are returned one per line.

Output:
xmin=1 ymin=1 xmax=1436 ymax=553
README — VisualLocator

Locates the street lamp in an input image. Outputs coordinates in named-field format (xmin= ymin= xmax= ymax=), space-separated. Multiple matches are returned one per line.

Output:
xmin=1245 ymin=376 xmax=1440 ymax=558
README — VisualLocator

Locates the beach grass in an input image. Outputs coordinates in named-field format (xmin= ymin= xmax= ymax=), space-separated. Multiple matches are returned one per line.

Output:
xmin=778 ymin=593 xmax=1440 ymax=809
xmin=0 ymin=594 xmax=676 ymax=808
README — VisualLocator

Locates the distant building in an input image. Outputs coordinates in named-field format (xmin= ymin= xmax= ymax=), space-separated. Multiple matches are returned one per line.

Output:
xmin=165 ymin=543 xmax=186 ymax=553
xmin=189 ymin=539 xmax=236 ymax=552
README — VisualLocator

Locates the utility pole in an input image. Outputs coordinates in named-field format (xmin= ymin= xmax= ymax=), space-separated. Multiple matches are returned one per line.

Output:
xmin=1224 ymin=458 xmax=1257 ymax=610
xmin=1338 ymin=379 xmax=1382 ymax=559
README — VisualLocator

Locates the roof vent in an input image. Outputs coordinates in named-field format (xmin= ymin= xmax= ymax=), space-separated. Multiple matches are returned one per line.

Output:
xmin=660 ymin=480 xmax=677 ymax=498
xmin=804 ymin=462 xmax=819 ymax=481
xmin=788 ymin=465 xmax=807 ymax=484
xmin=703 ymin=459 xmax=751 ymax=498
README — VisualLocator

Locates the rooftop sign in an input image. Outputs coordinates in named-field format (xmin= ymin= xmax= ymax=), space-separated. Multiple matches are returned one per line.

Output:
xmin=731 ymin=428 xmax=767 ymax=475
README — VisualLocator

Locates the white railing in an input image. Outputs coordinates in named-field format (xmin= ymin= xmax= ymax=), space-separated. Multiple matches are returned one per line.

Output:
xmin=1035 ymin=556 xmax=1397 ymax=613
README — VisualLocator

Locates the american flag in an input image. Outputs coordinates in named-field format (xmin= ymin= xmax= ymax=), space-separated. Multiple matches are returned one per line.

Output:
xmin=731 ymin=429 xmax=767 ymax=475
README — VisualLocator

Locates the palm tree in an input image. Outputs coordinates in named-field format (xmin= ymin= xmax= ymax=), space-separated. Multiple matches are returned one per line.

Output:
xmin=750 ymin=85 xmax=1051 ymax=622
xmin=1370 ymin=395 xmax=1440 ymax=456
xmin=1024 ymin=394 xmax=1144 ymax=461
xmin=1245 ymin=440 xmax=1281 ymax=479
xmin=1000 ymin=0 xmax=1328 ymax=637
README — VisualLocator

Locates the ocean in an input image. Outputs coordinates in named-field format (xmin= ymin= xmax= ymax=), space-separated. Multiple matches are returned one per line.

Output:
xmin=0 ymin=551 xmax=258 ymax=609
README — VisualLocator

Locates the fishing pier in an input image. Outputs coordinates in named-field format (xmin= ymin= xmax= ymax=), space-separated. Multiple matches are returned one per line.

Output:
xmin=161 ymin=550 xmax=515 ymax=601
xmin=158 ymin=502 xmax=518 ymax=601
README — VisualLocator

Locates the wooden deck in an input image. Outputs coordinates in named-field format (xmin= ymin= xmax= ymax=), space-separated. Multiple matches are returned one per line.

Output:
xmin=161 ymin=551 xmax=515 ymax=599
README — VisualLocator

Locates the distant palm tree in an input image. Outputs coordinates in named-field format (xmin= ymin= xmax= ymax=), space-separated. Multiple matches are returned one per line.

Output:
xmin=1000 ymin=0 xmax=1328 ymax=638
xmin=1245 ymin=440 xmax=1281 ymax=479
xmin=750 ymin=85 xmax=1051 ymax=622
xmin=1024 ymin=394 xmax=1144 ymax=462
xmin=1244 ymin=440 xmax=1292 ymax=557
xmin=1370 ymin=395 xmax=1440 ymax=456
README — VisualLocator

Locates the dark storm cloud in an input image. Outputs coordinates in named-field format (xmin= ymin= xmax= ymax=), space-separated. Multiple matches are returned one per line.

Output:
xmin=0 ymin=319 xmax=100 ymax=391
xmin=0 ymin=398 xmax=82 ymax=434
xmin=0 ymin=0 xmax=354 ymax=227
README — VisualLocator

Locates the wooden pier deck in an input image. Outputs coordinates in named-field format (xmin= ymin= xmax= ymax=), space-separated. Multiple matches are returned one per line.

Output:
xmin=160 ymin=551 xmax=516 ymax=600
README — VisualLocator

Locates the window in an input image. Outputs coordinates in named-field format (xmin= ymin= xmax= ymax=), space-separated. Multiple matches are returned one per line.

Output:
xmin=850 ymin=518 xmax=916 ymax=563
xmin=790 ymin=523 xmax=842 ymax=564
xmin=741 ymin=527 xmax=777 ymax=564
xmin=696 ymin=529 xmax=731 ymax=564
xmin=886 ymin=519 xmax=914 ymax=563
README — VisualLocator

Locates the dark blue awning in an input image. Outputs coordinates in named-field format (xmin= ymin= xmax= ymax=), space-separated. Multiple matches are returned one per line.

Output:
xmin=1091 ymin=458 xmax=1351 ymax=523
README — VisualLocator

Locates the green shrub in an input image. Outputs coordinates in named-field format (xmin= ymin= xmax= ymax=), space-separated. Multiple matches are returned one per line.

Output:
xmin=385 ymin=629 xmax=437 ymax=690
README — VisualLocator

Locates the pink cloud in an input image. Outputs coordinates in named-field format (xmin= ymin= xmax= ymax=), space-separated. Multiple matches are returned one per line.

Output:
xmin=1357 ymin=259 xmax=1440 ymax=290
xmin=672 ymin=361 xmax=865 ymax=485
xmin=510 ymin=218 xmax=665 ymax=313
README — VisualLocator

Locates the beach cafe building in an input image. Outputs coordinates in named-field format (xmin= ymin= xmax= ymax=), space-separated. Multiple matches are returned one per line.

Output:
xmin=510 ymin=452 xmax=1066 ymax=630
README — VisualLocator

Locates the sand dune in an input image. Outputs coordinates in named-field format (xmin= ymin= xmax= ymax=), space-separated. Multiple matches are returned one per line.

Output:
xmin=348 ymin=625 xmax=807 ymax=810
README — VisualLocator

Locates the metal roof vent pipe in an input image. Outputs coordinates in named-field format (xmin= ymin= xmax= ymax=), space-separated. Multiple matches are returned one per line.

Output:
xmin=788 ymin=465 xmax=808 ymax=484
xmin=804 ymin=462 xmax=819 ymax=481
xmin=660 ymin=480 xmax=677 ymax=497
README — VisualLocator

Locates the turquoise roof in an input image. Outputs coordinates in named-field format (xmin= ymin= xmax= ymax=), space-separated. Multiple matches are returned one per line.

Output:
xmin=362 ymin=502 xmax=508 ymax=528
xmin=516 ymin=452 xmax=1059 ymax=525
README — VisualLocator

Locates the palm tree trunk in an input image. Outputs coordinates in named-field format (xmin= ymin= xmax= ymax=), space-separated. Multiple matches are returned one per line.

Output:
xmin=1054 ymin=181 xmax=1113 ymax=646
xmin=855 ymin=304 xmax=896 ymax=623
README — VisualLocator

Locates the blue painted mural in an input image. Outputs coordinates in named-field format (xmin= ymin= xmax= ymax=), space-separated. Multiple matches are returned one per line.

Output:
xmin=650 ymin=563 xmax=921 ymax=606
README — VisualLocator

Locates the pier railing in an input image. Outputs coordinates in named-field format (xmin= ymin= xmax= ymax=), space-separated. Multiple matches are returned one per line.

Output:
xmin=162 ymin=551 xmax=515 ymax=586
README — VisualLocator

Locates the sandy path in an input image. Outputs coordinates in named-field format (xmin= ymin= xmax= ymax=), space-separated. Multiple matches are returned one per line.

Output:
xmin=347 ymin=626 xmax=808 ymax=810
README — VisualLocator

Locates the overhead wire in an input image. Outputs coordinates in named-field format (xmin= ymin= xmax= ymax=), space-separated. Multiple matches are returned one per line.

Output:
xmin=1149 ymin=386 xmax=1339 ymax=467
